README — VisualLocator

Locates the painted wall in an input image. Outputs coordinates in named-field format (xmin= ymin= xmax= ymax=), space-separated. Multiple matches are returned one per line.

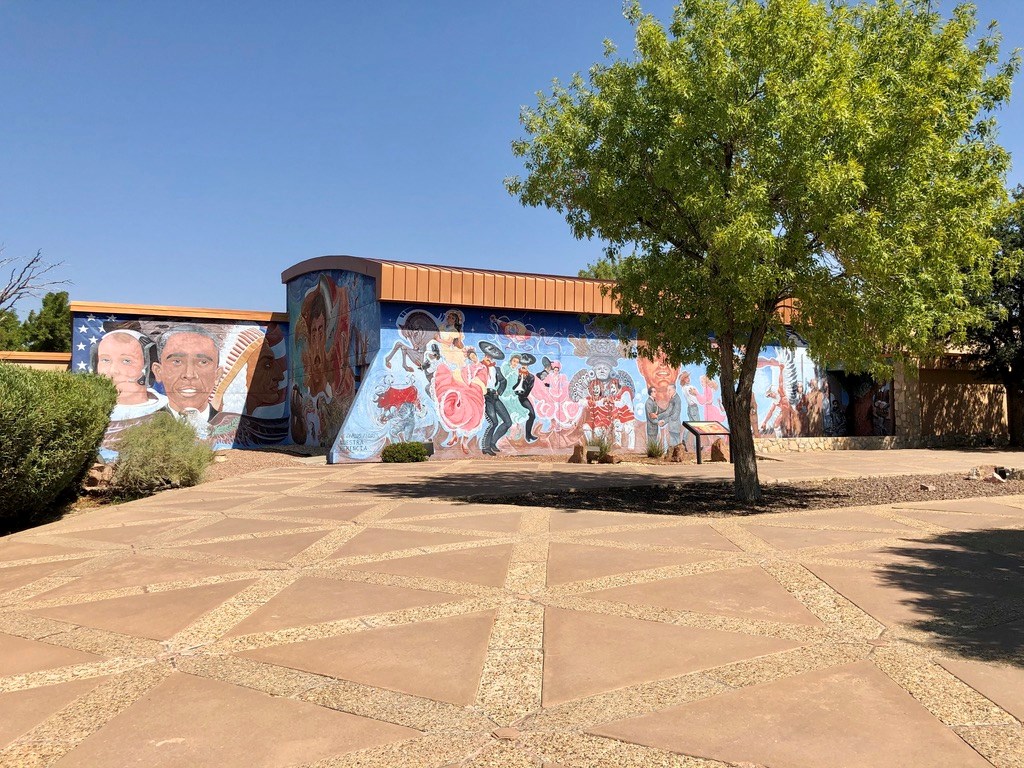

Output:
xmin=71 ymin=312 xmax=290 ymax=460
xmin=329 ymin=303 xmax=855 ymax=462
xmin=286 ymin=269 xmax=380 ymax=452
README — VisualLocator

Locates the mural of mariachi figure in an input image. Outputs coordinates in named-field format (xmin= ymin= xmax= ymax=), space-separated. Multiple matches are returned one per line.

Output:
xmin=499 ymin=352 xmax=532 ymax=437
xmin=510 ymin=353 xmax=538 ymax=442
xmin=479 ymin=341 xmax=512 ymax=455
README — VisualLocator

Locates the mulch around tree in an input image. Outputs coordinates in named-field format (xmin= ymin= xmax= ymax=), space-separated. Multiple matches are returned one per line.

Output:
xmin=471 ymin=473 xmax=1024 ymax=518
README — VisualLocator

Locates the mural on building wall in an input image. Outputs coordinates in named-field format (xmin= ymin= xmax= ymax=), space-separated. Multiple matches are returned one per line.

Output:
xmin=286 ymin=270 xmax=379 ymax=451
xmin=329 ymin=304 xmax=849 ymax=462
xmin=71 ymin=313 xmax=290 ymax=460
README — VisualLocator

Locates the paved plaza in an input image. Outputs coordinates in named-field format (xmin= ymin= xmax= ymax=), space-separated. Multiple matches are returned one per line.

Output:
xmin=0 ymin=450 xmax=1022 ymax=767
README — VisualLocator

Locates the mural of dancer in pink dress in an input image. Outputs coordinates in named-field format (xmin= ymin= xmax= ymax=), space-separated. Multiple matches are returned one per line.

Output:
xmin=530 ymin=358 xmax=582 ymax=430
xmin=431 ymin=346 xmax=488 ymax=450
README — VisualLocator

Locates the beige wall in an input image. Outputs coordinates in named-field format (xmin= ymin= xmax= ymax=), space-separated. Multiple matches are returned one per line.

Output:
xmin=919 ymin=367 xmax=1008 ymax=441
xmin=0 ymin=352 xmax=71 ymax=371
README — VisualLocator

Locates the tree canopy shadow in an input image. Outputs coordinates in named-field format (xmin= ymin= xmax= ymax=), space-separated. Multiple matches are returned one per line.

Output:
xmin=876 ymin=529 xmax=1024 ymax=666
xmin=344 ymin=470 xmax=842 ymax=517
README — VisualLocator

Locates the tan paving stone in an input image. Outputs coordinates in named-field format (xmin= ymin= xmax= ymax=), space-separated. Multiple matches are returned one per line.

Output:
xmin=593 ymin=660 xmax=993 ymax=768
xmin=0 ymin=559 xmax=92 ymax=596
xmin=890 ymin=508 xmax=1024 ymax=530
xmin=408 ymin=511 xmax=525 ymax=534
xmin=896 ymin=498 xmax=1024 ymax=516
xmin=56 ymin=520 xmax=194 ymax=545
xmin=546 ymin=543 xmax=713 ymax=586
xmin=29 ymin=581 xmax=257 ymax=641
xmin=349 ymin=543 xmax=514 ymax=587
xmin=0 ymin=677 xmax=108 ymax=748
xmin=50 ymin=672 xmax=418 ymax=767
xmin=582 ymin=565 xmax=823 ymax=625
xmin=30 ymin=555 xmax=244 ymax=599
xmin=580 ymin=524 xmax=740 ymax=551
xmin=549 ymin=511 xmax=655 ymax=532
xmin=330 ymin=528 xmax=486 ymax=558
xmin=168 ymin=516 xmax=319 ymax=541
xmin=0 ymin=541 xmax=91 ymax=562
xmin=380 ymin=502 xmax=492 ymax=520
xmin=253 ymin=496 xmax=375 ymax=519
xmin=939 ymin=657 xmax=1024 ymax=723
xmin=741 ymin=523 xmax=899 ymax=550
xmin=762 ymin=509 xmax=921 ymax=531
xmin=240 ymin=610 xmax=497 ymax=705
xmin=226 ymin=577 xmax=464 ymax=636
xmin=0 ymin=633 xmax=102 ymax=676
xmin=541 ymin=607 xmax=800 ymax=705
xmin=170 ymin=529 xmax=329 ymax=563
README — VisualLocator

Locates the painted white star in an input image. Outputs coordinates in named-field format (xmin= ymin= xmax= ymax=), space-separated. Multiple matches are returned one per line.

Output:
xmin=107 ymin=315 xmax=117 ymax=322
xmin=78 ymin=325 xmax=88 ymax=333
xmin=88 ymin=336 xmax=98 ymax=344
xmin=87 ymin=314 xmax=96 ymax=321
xmin=76 ymin=361 xmax=86 ymax=370
xmin=76 ymin=342 xmax=85 ymax=351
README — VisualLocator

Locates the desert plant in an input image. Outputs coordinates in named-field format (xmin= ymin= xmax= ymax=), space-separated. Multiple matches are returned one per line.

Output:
xmin=0 ymin=363 xmax=116 ymax=524
xmin=110 ymin=412 xmax=213 ymax=498
xmin=380 ymin=441 xmax=429 ymax=463
xmin=646 ymin=439 xmax=666 ymax=459
xmin=591 ymin=432 xmax=614 ymax=460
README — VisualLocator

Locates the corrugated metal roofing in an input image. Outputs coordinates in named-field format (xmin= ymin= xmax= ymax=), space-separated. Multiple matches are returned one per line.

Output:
xmin=281 ymin=256 xmax=619 ymax=315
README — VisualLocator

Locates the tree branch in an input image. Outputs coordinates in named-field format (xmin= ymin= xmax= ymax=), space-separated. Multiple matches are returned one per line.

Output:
xmin=0 ymin=249 xmax=67 ymax=313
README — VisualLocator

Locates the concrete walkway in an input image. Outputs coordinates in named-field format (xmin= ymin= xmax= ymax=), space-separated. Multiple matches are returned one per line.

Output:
xmin=0 ymin=450 xmax=1022 ymax=767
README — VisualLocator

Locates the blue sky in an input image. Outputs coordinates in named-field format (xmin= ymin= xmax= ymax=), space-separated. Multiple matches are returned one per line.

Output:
xmin=2 ymin=1 xmax=1022 ymax=314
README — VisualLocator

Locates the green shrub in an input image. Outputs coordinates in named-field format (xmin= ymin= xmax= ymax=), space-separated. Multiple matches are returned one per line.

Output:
xmin=591 ymin=432 xmax=614 ymax=460
xmin=380 ymin=441 xmax=429 ymax=463
xmin=646 ymin=439 xmax=666 ymax=459
xmin=0 ymin=363 xmax=117 ymax=523
xmin=111 ymin=412 xmax=213 ymax=498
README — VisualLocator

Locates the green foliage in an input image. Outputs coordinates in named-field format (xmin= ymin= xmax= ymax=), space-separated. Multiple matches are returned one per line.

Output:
xmin=0 ymin=363 xmax=116 ymax=522
xmin=110 ymin=413 xmax=213 ymax=498
xmin=966 ymin=186 xmax=1024 ymax=444
xmin=578 ymin=257 xmax=621 ymax=280
xmin=590 ymin=432 xmax=614 ymax=460
xmin=508 ymin=0 xmax=1017 ymax=499
xmin=646 ymin=438 xmax=666 ymax=459
xmin=23 ymin=291 xmax=71 ymax=352
xmin=380 ymin=441 xmax=429 ymax=463
xmin=0 ymin=310 xmax=24 ymax=351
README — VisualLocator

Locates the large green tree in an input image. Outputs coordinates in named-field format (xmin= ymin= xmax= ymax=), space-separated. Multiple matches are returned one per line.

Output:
xmin=508 ymin=0 xmax=1017 ymax=501
xmin=22 ymin=291 xmax=71 ymax=352
xmin=967 ymin=186 xmax=1024 ymax=446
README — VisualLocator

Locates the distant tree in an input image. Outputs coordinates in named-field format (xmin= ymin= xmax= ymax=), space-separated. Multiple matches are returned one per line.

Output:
xmin=0 ymin=309 xmax=25 ymax=351
xmin=0 ymin=249 xmax=66 ymax=314
xmin=508 ymin=0 xmax=1017 ymax=501
xmin=578 ymin=258 xmax=620 ymax=280
xmin=967 ymin=187 xmax=1024 ymax=446
xmin=22 ymin=291 xmax=72 ymax=353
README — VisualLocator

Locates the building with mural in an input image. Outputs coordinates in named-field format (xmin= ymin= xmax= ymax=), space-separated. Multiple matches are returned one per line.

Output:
xmin=65 ymin=255 xmax=1007 ymax=464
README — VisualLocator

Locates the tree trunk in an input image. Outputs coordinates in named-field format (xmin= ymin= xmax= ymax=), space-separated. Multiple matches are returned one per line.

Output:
xmin=1007 ymin=382 xmax=1024 ymax=448
xmin=718 ymin=335 xmax=762 ymax=503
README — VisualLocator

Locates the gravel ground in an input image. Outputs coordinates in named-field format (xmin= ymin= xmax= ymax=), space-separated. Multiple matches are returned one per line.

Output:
xmin=474 ymin=472 xmax=1024 ymax=517
xmin=203 ymin=448 xmax=315 ymax=482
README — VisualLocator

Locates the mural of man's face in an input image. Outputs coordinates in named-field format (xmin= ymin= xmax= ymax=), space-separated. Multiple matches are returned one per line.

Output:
xmin=593 ymin=362 xmax=612 ymax=380
xmin=310 ymin=311 xmax=326 ymax=364
xmin=247 ymin=344 xmax=287 ymax=409
xmin=97 ymin=333 xmax=147 ymax=405
xmin=154 ymin=332 xmax=221 ymax=412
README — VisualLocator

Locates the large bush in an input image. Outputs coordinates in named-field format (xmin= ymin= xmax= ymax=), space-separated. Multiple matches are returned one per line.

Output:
xmin=111 ymin=412 xmax=213 ymax=498
xmin=380 ymin=441 xmax=429 ymax=463
xmin=0 ymin=363 xmax=116 ymax=522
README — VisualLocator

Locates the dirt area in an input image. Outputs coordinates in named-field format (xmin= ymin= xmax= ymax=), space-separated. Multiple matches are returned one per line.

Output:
xmin=204 ymin=448 xmax=315 ymax=482
xmin=474 ymin=472 xmax=1024 ymax=517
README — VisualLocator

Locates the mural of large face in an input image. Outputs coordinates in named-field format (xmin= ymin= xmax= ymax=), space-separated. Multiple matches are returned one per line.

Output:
xmin=637 ymin=354 xmax=677 ymax=392
xmin=154 ymin=331 xmax=222 ymax=412
xmin=246 ymin=340 xmax=288 ymax=409
xmin=96 ymin=332 xmax=148 ymax=405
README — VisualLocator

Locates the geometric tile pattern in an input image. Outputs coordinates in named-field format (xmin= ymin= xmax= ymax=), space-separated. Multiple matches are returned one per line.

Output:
xmin=0 ymin=460 xmax=1021 ymax=767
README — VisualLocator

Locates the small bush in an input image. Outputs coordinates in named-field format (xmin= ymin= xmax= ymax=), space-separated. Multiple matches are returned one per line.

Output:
xmin=591 ymin=432 xmax=614 ymax=460
xmin=0 ymin=363 xmax=117 ymax=523
xmin=646 ymin=439 xmax=666 ymax=459
xmin=111 ymin=412 xmax=213 ymax=498
xmin=380 ymin=441 xmax=429 ymax=463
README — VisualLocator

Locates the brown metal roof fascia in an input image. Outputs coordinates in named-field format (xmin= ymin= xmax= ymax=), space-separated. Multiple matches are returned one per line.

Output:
xmin=0 ymin=351 xmax=72 ymax=364
xmin=70 ymin=301 xmax=288 ymax=323
xmin=281 ymin=255 xmax=618 ymax=314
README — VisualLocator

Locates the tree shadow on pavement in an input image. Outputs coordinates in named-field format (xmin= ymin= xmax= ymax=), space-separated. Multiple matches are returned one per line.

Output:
xmin=877 ymin=529 xmax=1024 ymax=666
xmin=344 ymin=470 xmax=841 ymax=517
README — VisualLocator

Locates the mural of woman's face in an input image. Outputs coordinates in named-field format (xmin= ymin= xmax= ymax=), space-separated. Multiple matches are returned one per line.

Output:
xmin=247 ymin=343 xmax=287 ymax=409
xmin=97 ymin=333 xmax=148 ymax=405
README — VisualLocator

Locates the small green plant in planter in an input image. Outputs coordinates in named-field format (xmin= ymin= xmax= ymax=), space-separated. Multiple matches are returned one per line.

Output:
xmin=646 ymin=439 xmax=665 ymax=459
xmin=380 ymin=441 xmax=429 ymax=463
